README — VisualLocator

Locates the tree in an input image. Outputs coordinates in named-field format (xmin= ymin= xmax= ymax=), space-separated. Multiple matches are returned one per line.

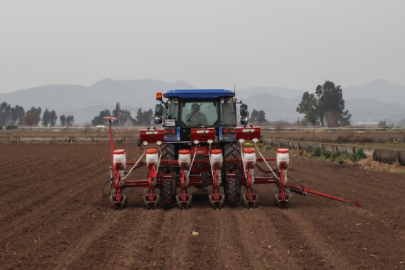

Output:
xmin=91 ymin=109 xmax=111 ymax=126
xmin=112 ymin=103 xmax=121 ymax=122
xmin=250 ymin=109 xmax=258 ymax=122
xmin=136 ymin=108 xmax=153 ymax=126
xmin=92 ymin=103 xmax=138 ymax=127
xmin=11 ymin=105 xmax=25 ymax=125
xmin=24 ymin=107 xmax=41 ymax=126
xmin=136 ymin=108 xmax=143 ymax=124
xmin=315 ymin=81 xmax=351 ymax=127
xmin=111 ymin=102 xmax=136 ymax=126
xmin=0 ymin=102 xmax=11 ymax=126
xmin=297 ymin=81 xmax=351 ymax=127
xmin=60 ymin=115 xmax=67 ymax=126
xmin=249 ymin=109 xmax=267 ymax=124
xmin=42 ymin=109 xmax=51 ymax=126
xmin=66 ymin=115 xmax=74 ymax=126
xmin=296 ymin=92 xmax=318 ymax=126
xmin=257 ymin=110 xmax=266 ymax=123
xmin=142 ymin=109 xmax=153 ymax=125
xmin=378 ymin=119 xmax=391 ymax=128
xmin=50 ymin=110 xmax=57 ymax=126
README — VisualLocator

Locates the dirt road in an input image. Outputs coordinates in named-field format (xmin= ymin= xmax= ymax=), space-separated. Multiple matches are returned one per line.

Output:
xmin=1 ymin=144 xmax=404 ymax=269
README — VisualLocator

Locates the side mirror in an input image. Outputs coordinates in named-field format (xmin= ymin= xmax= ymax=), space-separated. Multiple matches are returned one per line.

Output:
xmin=241 ymin=117 xmax=248 ymax=125
xmin=155 ymin=116 xmax=162 ymax=124
xmin=155 ymin=104 xmax=163 ymax=117
xmin=240 ymin=104 xmax=248 ymax=117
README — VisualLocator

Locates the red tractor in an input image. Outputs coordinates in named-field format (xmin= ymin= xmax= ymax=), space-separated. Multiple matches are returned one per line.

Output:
xmin=105 ymin=89 xmax=359 ymax=210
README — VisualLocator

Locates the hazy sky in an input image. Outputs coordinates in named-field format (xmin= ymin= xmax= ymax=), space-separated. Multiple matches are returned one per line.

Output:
xmin=1 ymin=0 xmax=404 ymax=93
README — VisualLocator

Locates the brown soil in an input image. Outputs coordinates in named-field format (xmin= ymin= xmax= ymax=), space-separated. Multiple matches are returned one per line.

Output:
xmin=1 ymin=144 xmax=405 ymax=269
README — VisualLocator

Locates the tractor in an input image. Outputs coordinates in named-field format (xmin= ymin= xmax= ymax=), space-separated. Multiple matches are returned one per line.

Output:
xmin=104 ymin=89 xmax=360 ymax=210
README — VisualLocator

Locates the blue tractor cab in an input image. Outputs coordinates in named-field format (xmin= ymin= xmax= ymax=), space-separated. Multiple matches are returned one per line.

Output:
xmin=154 ymin=89 xmax=248 ymax=142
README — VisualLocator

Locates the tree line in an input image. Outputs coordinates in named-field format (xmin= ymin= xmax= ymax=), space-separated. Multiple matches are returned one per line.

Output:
xmin=91 ymin=103 xmax=153 ymax=126
xmin=0 ymin=101 xmax=74 ymax=128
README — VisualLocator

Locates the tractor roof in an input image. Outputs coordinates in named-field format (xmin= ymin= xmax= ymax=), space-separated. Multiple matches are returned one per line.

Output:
xmin=163 ymin=89 xmax=234 ymax=99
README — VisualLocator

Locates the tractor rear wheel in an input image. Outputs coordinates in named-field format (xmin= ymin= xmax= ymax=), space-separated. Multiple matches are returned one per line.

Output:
xmin=162 ymin=172 xmax=177 ymax=209
xmin=224 ymin=142 xmax=241 ymax=164
xmin=161 ymin=143 xmax=176 ymax=161
xmin=224 ymin=142 xmax=242 ymax=205
xmin=226 ymin=169 xmax=241 ymax=207
xmin=160 ymin=143 xmax=178 ymax=176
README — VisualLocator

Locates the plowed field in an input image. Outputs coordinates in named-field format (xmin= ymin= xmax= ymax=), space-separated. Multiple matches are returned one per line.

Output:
xmin=1 ymin=144 xmax=404 ymax=269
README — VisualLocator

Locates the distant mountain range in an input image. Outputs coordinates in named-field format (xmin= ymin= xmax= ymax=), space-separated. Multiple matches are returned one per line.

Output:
xmin=1 ymin=78 xmax=405 ymax=125
xmin=237 ymin=86 xmax=304 ymax=99
xmin=344 ymin=79 xmax=405 ymax=104
xmin=0 ymin=79 xmax=195 ymax=124
xmin=0 ymin=79 xmax=195 ymax=110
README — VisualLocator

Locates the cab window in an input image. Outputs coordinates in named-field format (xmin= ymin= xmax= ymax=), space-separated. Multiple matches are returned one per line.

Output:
xmin=167 ymin=99 xmax=178 ymax=120
xmin=181 ymin=101 xmax=218 ymax=127
xmin=220 ymin=98 xmax=236 ymax=125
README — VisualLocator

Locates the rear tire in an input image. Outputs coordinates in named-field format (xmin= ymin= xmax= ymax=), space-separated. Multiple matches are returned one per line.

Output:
xmin=161 ymin=143 xmax=178 ymax=177
xmin=224 ymin=142 xmax=242 ymax=206
xmin=224 ymin=142 xmax=241 ymax=163
xmin=161 ymin=143 xmax=176 ymax=161
xmin=162 ymin=172 xmax=177 ymax=209
xmin=227 ymin=169 xmax=241 ymax=207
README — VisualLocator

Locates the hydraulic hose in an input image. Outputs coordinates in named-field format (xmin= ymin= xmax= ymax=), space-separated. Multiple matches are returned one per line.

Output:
xmin=102 ymin=179 xmax=111 ymax=196
xmin=255 ymin=163 xmax=277 ymax=174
